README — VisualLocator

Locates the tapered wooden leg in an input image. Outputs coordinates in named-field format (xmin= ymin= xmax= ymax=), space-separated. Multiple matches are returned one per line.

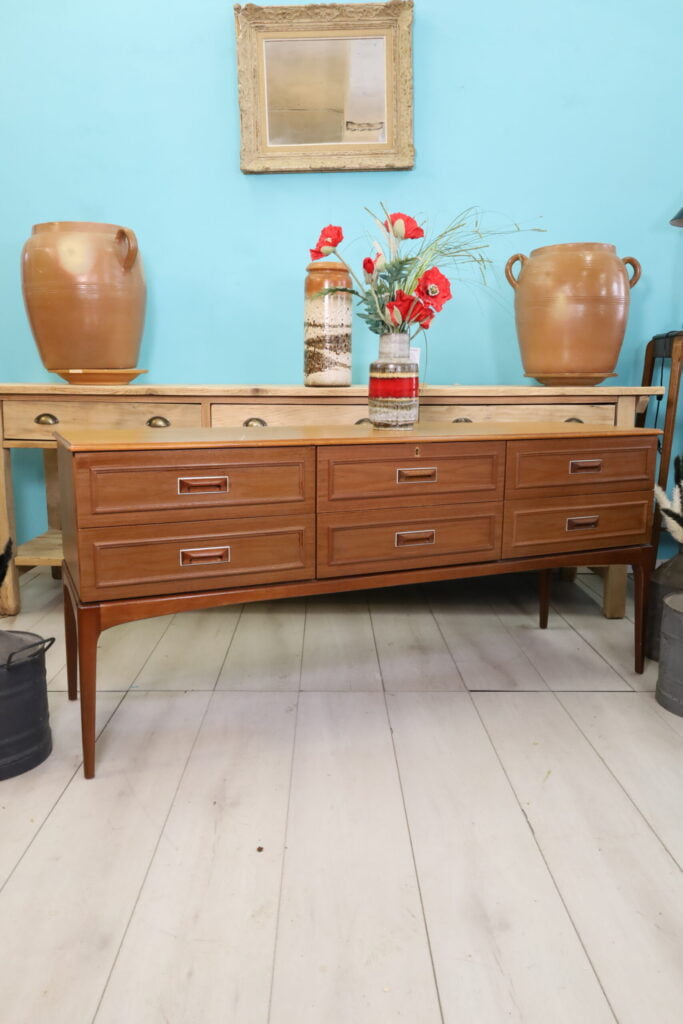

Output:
xmin=76 ymin=605 xmax=101 ymax=779
xmin=632 ymin=552 xmax=654 ymax=674
xmin=538 ymin=569 xmax=551 ymax=629
xmin=62 ymin=580 xmax=78 ymax=700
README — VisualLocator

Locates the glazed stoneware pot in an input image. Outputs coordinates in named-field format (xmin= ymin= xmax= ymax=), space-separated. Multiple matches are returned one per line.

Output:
xmin=505 ymin=242 xmax=641 ymax=385
xmin=21 ymin=221 xmax=146 ymax=375
xmin=304 ymin=261 xmax=352 ymax=386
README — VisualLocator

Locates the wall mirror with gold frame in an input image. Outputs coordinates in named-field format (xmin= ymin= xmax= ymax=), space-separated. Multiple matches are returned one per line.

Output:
xmin=234 ymin=1 xmax=414 ymax=173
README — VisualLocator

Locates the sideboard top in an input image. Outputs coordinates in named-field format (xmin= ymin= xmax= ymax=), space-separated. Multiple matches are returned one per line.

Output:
xmin=56 ymin=421 xmax=661 ymax=452
xmin=0 ymin=383 xmax=666 ymax=399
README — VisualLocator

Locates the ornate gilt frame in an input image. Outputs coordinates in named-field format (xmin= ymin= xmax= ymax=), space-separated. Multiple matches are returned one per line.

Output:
xmin=233 ymin=1 xmax=414 ymax=173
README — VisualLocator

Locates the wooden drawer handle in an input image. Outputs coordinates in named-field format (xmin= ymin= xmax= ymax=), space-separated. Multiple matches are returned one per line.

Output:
xmin=243 ymin=417 xmax=267 ymax=427
xmin=34 ymin=412 xmax=59 ymax=425
xmin=146 ymin=416 xmax=171 ymax=428
xmin=569 ymin=458 xmax=602 ymax=473
xmin=177 ymin=475 xmax=229 ymax=494
xmin=395 ymin=529 xmax=436 ymax=547
xmin=179 ymin=545 xmax=231 ymax=565
xmin=396 ymin=466 xmax=438 ymax=483
xmin=566 ymin=515 xmax=599 ymax=531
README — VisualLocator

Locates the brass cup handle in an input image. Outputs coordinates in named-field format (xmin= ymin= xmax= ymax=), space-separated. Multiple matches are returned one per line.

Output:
xmin=243 ymin=417 xmax=267 ymax=427
xmin=34 ymin=412 xmax=59 ymax=425
xmin=146 ymin=415 xmax=171 ymax=428
xmin=564 ymin=417 xmax=584 ymax=424
xmin=452 ymin=417 xmax=472 ymax=423
xmin=355 ymin=417 xmax=372 ymax=425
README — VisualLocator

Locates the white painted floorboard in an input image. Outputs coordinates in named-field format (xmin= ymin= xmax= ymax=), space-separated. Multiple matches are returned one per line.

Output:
xmin=1 ymin=568 xmax=681 ymax=1023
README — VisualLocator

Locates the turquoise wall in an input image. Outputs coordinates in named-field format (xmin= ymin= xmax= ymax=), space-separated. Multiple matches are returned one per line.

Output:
xmin=1 ymin=0 xmax=682 ymax=543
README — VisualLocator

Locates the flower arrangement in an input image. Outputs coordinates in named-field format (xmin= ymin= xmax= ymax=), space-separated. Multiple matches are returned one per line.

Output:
xmin=309 ymin=207 xmax=510 ymax=338
xmin=655 ymin=455 xmax=683 ymax=544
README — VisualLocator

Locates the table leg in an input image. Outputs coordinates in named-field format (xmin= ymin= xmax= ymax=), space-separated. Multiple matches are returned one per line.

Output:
xmin=538 ymin=569 xmax=551 ymax=628
xmin=76 ymin=605 xmax=101 ymax=779
xmin=0 ymin=447 xmax=20 ymax=616
xmin=63 ymin=579 xmax=78 ymax=700
xmin=632 ymin=552 xmax=655 ymax=674
xmin=602 ymin=564 xmax=628 ymax=618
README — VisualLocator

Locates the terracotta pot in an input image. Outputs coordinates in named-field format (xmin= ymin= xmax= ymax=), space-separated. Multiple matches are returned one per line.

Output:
xmin=21 ymin=221 xmax=146 ymax=373
xmin=304 ymin=261 xmax=352 ymax=386
xmin=505 ymin=243 xmax=641 ymax=385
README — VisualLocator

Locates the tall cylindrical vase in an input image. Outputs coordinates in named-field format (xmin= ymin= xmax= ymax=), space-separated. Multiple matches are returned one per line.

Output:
xmin=304 ymin=261 xmax=352 ymax=386
xmin=21 ymin=221 xmax=146 ymax=381
xmin=368 ymin=333 xmax=419 ymax=428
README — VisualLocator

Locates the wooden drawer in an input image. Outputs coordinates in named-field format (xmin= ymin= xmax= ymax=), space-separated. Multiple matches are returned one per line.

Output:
xmin=211 ymin=402 xmax=369 ymax=428
xmin=419 ymin=403 xmax=615 ymax=425
xmin=317 ymin=441 xmax=505 ymax=512
xmin=74 ymin=514 xmax=315 ymax=601
xmin=317 ymin=503 xmax=502 ymax=578
xmin=3 ymin=399 xmax=202 ymax=441
xmin=502 ymin=490 xmax=653 ymax=559
xmin=505 ymin=436 xmax=657 ymax=497
xmin=66 ymin=447 xmax=314 ymax=526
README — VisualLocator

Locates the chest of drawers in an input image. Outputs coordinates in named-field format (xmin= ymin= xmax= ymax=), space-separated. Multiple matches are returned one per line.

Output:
xmin=56 ymin=422 xmax=658 ymax=777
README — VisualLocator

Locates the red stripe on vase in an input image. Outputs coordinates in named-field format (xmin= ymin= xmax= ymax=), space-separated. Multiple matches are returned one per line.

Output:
xmin=368 ymin=375 xmax=419 ymax=399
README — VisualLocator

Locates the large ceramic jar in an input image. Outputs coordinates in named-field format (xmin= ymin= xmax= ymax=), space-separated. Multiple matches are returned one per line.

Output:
xmin=21 ymin=221 xmax=146 ymax=374
xmin=505 ymin=242 xmax=641 ymax=385
xmin=304 ymin=261 xmax=352 ymax=386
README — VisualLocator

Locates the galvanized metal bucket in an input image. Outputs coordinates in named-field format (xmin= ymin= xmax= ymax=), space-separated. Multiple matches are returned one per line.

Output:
xmin=0 ymin=630 xmax=54 ymax=780
xmin=655 ymin=593 xmax=683 ymax=717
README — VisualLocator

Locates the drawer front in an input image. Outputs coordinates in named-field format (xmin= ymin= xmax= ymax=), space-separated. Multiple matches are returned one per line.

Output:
xmin=317 ymin=503 xmax=502 ymax=578
xmin=72 ymin=447 xmax=314 ymax=526
xmin=420 ymin=403 xmax=615 ymax=425
xmin=75 ymin=514 xmax=315 ymax=600
xmin=3 ymin=400 xmax=202 ymax=441
xmin=505 ymin=436 xmax=657 ymax=497
xmin=318 ymin=441 xmax=505 ymax=511
xmin=211 ymin=402 xmax=370 ymax=428
xmin=502 ymin=490 xmax=653 ymax=559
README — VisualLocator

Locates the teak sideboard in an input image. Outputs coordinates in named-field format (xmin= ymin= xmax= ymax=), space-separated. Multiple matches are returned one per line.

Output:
xmin=56 ymin=420 xmax=659 ymax=778
xmin=0 ymin=382 xmax=664 ymax=616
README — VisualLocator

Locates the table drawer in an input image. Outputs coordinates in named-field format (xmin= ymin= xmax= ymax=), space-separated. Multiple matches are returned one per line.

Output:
xmin=502 ymin=490 xmax=653 ymax=559
xmin=3 ymin=399 xmax=202 ymax=441
xmin=318 ymin=441 xmax=505 ymax=511
xmin=211 ymin=402 xmax=370 ymax=428
xmin=68 ymin=447 xmax=314 ymax=526
xmin=505 ymin=436 xmax=657 ymax=497
xmin=73 ymin=514 xmax=315 ymax=601
xmin=419 ymin=403 xmax=615 ymax=425
xmin=317 ymin=503 xmax=502 ymax=578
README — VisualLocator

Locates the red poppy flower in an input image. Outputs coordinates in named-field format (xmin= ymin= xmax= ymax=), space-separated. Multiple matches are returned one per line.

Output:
xmin=309 ymin=225 xmax=344 ymax=261
xmin=386 ymin=289 xmax=435 ymax=329
xmin=362 ymin=252 xmax=385 ymax=279
xmin=415 ymin=267 xmax=452 ymax=311
xmin=362 ymin=257 xmax=376 ymax=276
xmin=383 ymin=213 xmax=425 ymax=240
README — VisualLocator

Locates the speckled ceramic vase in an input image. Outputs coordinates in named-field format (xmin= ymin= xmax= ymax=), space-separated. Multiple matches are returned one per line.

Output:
xmin=304 ymin=261 xmax=352 ymax=386
xmin=368 ymin=332 xmax=419 ymax=428
xmin=505 ymin=242 xmax=641 ymax=385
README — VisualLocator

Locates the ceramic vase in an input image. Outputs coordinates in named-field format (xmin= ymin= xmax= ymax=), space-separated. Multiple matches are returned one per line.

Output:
xmin=368 ymin=332 xmax=419 ymax=428
xmin=21 ymin=221 xmax=146 ymax=382
xmin=505 ymin=242 xmax=641 ymax=386
xmin=304 ymin=261 xmax=352 ymax=386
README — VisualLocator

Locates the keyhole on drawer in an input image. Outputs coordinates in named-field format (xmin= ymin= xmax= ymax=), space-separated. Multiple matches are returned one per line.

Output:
xmin=415 ymin=446 xmax=420 ymax=457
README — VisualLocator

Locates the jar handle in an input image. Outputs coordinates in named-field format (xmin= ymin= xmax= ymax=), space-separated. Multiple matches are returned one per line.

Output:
xmin=622 ymin=256 xmax=641 ymax=289
xmin=505 ymin=253 xmax=526 ymax=288
xmin=115 ymin=227 xmax=139 ymax=271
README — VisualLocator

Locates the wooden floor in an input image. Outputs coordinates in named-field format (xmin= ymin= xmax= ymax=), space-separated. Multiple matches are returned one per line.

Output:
xmin=1 ymin=567 xmax=682 ymax=1024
